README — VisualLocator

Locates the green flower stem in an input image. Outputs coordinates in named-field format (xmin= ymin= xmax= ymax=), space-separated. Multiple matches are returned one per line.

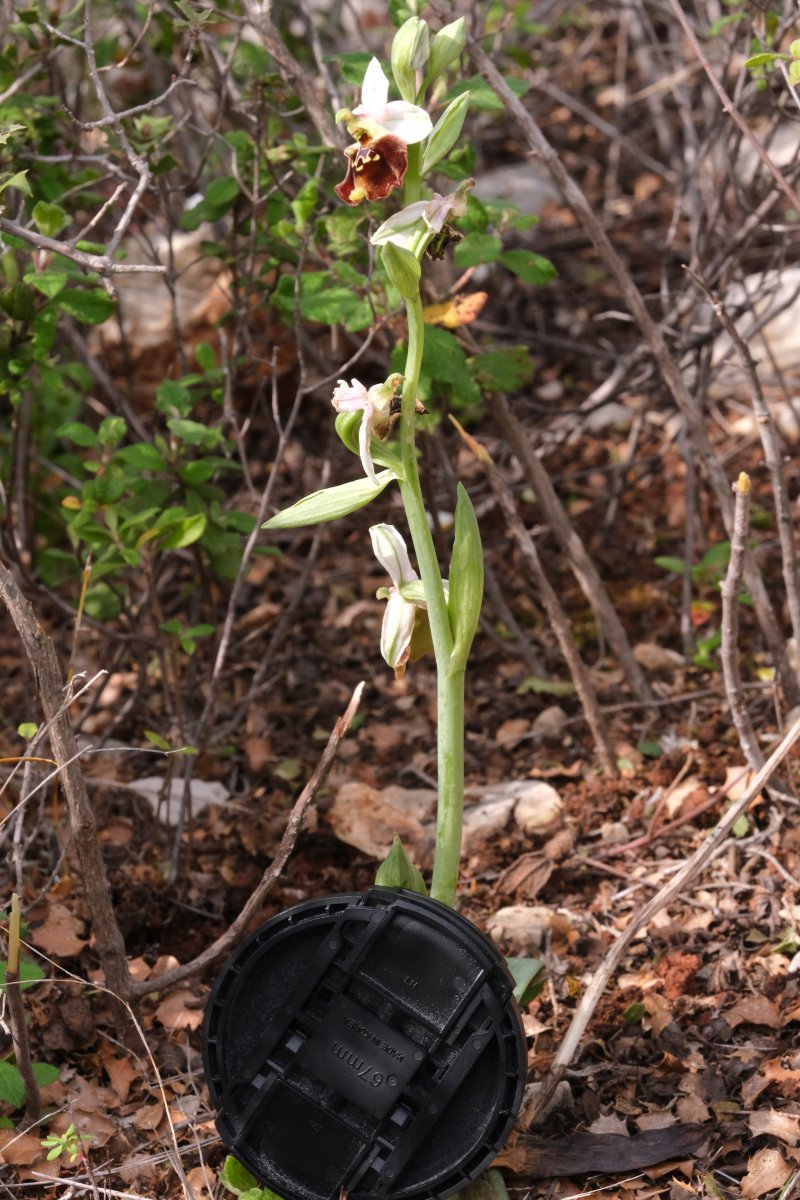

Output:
xmin=398 ymin=292 xmax=464 ymax=909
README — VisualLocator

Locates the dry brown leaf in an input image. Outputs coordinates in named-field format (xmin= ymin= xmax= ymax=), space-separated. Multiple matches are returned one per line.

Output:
xmin=155 ymin=988 xmax=204 ymax=1031
xmin=132 ymin=1099 xmax=165 ymax=1131
xmin=726 ymin=996 xmax=783 ymax=1030
xmin=187 ymin=1164 xmax=217 ymax=1199
xmin=748 ymin=1110 xmax=800 ymax=1146
xmin=495 ymin=852 xmax=554 ymax=901
xmin=588 ymin=1112 xmax=630 ymax=1136
xmin=633 ymin=642 xmax=686 ymax=671
xmin=30 ymin=902 xmax=87 ymax=957
xmin=676 ymin=1094 xmax=711 ymax=1124
xmin=495 ymin=1126 xmax=707 ymax=1177
xmin=102 ymin=1050 xmax=140 ymax=1102
xmin=0 ymin=1130 xmax=46 ymax=1165
xmin=741 ymin=1146 xmax=792 ymax=1198
xmin=497 ymin=718 xmax=531 ymax=750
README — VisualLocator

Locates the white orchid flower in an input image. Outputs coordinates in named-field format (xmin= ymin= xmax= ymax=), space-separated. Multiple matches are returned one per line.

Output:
xmin=331 ymin=375 xmax=401 ymax=484
xmin=352 ymin=58 xmax=432 ymax=145
xmin=370 ymin=524 xmax=419 ymax=677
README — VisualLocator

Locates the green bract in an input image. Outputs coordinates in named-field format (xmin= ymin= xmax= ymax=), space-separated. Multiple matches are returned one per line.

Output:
xmin=334 ymin=411 xmax=404 ymax=476
xmin=263 ymin=470 xmax=397 ymax=530
xmin=391 ymin=17 xmax=429 ymax=103
xmin=447 ymin=483 xmax=484 ymax=671
xmin=421 ymin=91 xmax=470 ymax=175
xmin=381 ymin=241 xmax=422 ymax=299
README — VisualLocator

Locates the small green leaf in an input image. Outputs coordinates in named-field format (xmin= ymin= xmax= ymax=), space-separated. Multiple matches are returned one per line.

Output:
xmin=220 ymin=1154 xmax=260 ymax=1196
xmin=500 ymin=249 xmax=557 ymax=286
xmin=468 ymin=345 xmax=534 ymax=393
xmin=57 ymin=421 xmax=99 ymax=448
xmin=116 ymin=443 xmax=168 ymax=471
xmin=375 ymin=834 xmax=428 ymax=895
xmin=263 ymin=470 xmax=396 ymax=530
xmin=515 ymin=675 xmax=575 ymax=697
xmin=637 ymin=740 xmax=662 ymax=759
xmin=790 ymin=60 xmax=800 ymax=85
xmin=0 ymin=958 xmax=45 ymax=992
xmin=454 ymin=232 xmax=502 ymax=268
xmin=732 ymin=814 xmax=750 ymax=837
xmin=0 ymin=170 xmax=31 ymax=198
xmin=506 ymin=957 xmax=546 ymax=1006
xmin=57 ymin=288 xmax=116 ymax=324
xmin=206 ymin=176 xmax=240 ymax=209
xmin=448 ymin=483 xmax=484 ymax=672
xmin=32 ymin=200 xmax=70 ymax=238
xmin=159 ymin=513 xmax=207 ymax=549
xmin=654 ymin=555 xmax=686 ymax=575
xmin=744 ymin=52 xmax=786 ymax=69
xmin=32 ymin=1062 xmax=59 ymax=1087
xmin=622 ymin=1001 xmax=646 ymax=1024
xmin=381 ymin=242 xmax=421 ymax=300
xmin=143 ymin=729 xmax=172 ymax=751
xmin=0 ymin=1062 xmax=25 ymax=1109
xmin=445 ymin=75 xmax=531 ymax=113
xmin=17 ymin=722 xmax=38 ymax=739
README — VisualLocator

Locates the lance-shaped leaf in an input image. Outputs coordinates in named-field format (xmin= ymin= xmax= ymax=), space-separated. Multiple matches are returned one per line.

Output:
xmin=263 ymin=470 xmax=396 ymax=530
xmin=381 ymin=241 xmax=421 ymax=300
xmin=335 ymin=411 xmax=404 ymax=477
xmin=447 ymin=482 xmax=484 ymax=671
xmin=375 ymin=833 xmax=428 ymax=895
xmin=421 ymin=91 xmax=470 ymax=175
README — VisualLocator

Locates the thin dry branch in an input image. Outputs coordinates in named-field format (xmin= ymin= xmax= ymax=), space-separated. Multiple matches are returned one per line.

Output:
xmin=0 ymin=563 xmax=132 ymax=1009
xmin=130 ymin=681 xmax=365 ymax=997
xmin=720 ymin=473 xmax=765 ymax=773
xmin=523 ymin=710 xmax=800 ymax=1125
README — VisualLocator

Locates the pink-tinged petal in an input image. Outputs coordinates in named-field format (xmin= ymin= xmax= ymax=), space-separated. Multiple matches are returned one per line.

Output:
xmin=380 ymin=101 xmax=433 ymax=144
xmin=423 ymin=193 xmax=453 ymax=233
xmin=359 ymin=57 xmax=390 ymax=119
xmin=332 ymin=378 xmax=368 ymax=407
xmin=335 ymin=135 xmax=408 ymax=206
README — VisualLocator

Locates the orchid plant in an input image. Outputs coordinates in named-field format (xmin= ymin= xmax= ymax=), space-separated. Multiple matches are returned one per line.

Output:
xmin=265 ymin=15 xmax=479 ymax=910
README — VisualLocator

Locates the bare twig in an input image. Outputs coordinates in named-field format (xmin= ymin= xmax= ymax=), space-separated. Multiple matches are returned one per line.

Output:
xmin=0 ymin=217 xmax=166 ymax=276
xmin=523 ymin=710 xmax=800 ymax=1124
xmin=130 ymin=681 xmax=365 ymax=997
xmin=720 ymin=473 xmax=765 ymax=772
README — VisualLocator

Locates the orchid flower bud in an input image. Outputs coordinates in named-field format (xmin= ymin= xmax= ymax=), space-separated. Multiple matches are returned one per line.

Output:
xmin=391 ymin=17 xmax=430 ymax=104
xmin=427 ymin=18 xmax=467 ymax=83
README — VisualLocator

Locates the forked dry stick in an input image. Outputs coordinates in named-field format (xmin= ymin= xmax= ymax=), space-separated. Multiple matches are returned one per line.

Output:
xmin=522 ymin=710 xmax=800 ymax=1125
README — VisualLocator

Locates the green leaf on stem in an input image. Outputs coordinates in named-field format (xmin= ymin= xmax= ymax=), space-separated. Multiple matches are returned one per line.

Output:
xmin=375 ymin=834 xmax=428 ymax=895
xmin=381 ymin=242 xmax=421 ymax=299
xmin=447 ymin=483 xmax=483 ymax=671
xmin=263 ymin=470 xmax=397 ymax=530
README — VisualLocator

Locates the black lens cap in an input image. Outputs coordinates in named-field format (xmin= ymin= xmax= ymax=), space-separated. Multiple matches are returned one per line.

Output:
xmin=203 ymin=887 xmax=527 ymax=1200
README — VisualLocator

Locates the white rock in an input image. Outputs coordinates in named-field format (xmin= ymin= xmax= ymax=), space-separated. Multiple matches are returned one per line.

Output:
xmin=486 ymin=905 xmax=556 ymax=953
xmin=634 ymin=641 xmax=686 ymax=671
xmin=532 ymin=705 xmax=568 ymax=742
xmin=462 ymin=797 xmax=516 ymax=851
xmin=513 ymin=781 xmax=564 ymax=834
